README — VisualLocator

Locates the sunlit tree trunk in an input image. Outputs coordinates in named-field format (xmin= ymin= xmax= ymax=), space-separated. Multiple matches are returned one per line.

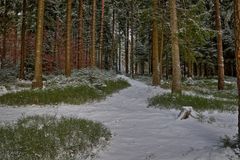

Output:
xmin=234 ymin=0 xmax=240 ymax=140
xmin=152 ymin=0 xmax=160 ymax=85
xmin=99 ymin=0 xmax=105 ymax=69
xmin=32 ymin=0 xmax=45 ymax=89
xmin=78 ymin=0 xmax=84 ymax=69
xmin=91 ymin=0 xmax=96 ymax=67
xmin=214 ymin=0 xmax=224 ymax=90
xmin=65 ymin=0 xmax=72 ymax=77
xmin=169 ymin=0 xmax=181 ymax=94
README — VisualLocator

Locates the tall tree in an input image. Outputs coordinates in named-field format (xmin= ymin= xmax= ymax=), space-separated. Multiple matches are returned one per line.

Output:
xmin=109 ymin=0 xmax=115 ymax=70
xmin=1 ymin=0 xmax=7 ymax=68
xmin=19 ymin=0 xmax=27 ymax=79
xmin=234 ymin=0 xmax=240 ymax=140
xmin=32 ymin=0 xmax=45 ymax=89
xmin=125 ymin=11 xmax=129 ymax=74
xmin=215 ymin=0 xmax=225 ymax=90
xmin=78 ymin=0 xmax=84 ymax=69
xmin=91 ymin=0 xmax=96 ymax=67
xmin=152 ymin=0 xmax=160 ymax=85
xmin=99 ymin=0 xmax=105 ymax=69
xmin=65 ymin=0 xmax=72 ymax=77
xmin=169 ymin=0 xmax=181 ymax=94
xmin=130 ymin=0 xmax=134 ymax=78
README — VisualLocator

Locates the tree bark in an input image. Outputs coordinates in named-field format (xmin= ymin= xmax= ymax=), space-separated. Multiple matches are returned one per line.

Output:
xmin=152 ymin=0 xmax=160 ymax=86
xmin=130 ymin=1 xmax=134 ymax=78
xmin=99 ymin=0 xmax=105 ymax=69
xmin=65 ymin=0 xmax=72 ymax=77
xmin=19 ymin=0 xmax=27 ymax=79
xmin=234 ymin=0 xmax=240 ymax=140
xmin=169 ymin=0 xmax=182 ymax=94
xmin=78 ymin=0 xmax=84 ymax=69
xmin=125 ymin=14 xmax=129 ymax=74
xmin=215 ymin=0 xmax=225 ymax=90
xmin=91 ymin=0 xmax=96 ymax=67
xmin=32 ymin=0 xmax=45 ymax=89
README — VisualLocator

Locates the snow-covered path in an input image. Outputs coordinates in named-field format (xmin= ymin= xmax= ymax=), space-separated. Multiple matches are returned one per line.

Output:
xmin=0 ymin=76 xmax=238 ymax=160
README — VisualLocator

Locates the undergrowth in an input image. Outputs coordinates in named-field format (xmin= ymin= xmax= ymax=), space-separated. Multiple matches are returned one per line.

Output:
xmin=148 ymin=93 xmax=236 ymax=112
xmin=0 ymin=79 xmax=130 ymax=106
xmin=0 ymin=115 xmax=111 ymax=160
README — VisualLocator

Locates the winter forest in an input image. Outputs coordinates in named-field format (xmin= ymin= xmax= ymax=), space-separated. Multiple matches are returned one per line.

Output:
xmin=1 ymin=0 xmax=240 ymax=159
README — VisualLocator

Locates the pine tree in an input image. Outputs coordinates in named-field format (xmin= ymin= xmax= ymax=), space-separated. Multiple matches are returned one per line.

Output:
xmin=215 ymin=0 xmax=225 ymax=90
xmin=19 ymin=0 xmax=27 ymax=80
xmin=169 ymin=0 xmax=181 ymax=94
xmin=234 ymin=0 xmax=240 ymax=140
xmin=78 ymin=0 xmax=84 ymax=69
xmin=65 ymin=0 xmax=72 ymax=77
xmin=91 ymin=0 xmax=96 ymax=67
xmin=152 ymin=0 xmax=160 ymax=85
xmin=99 ymin=0 xmax=105 ymax=69
xmin=32 ymin=0 xmax=45 ymax=89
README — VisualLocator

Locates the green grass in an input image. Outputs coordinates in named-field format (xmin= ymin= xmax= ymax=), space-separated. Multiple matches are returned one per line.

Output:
xmin=148 ymin=93 xmax=237 ymax=111
xmin=0 ymin=79 xmax=130 ymax=106
xmin=0 ymin=115 xmax=111 ymax=160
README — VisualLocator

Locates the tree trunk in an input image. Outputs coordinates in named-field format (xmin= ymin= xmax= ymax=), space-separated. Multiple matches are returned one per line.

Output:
xmin=32 ymin=0 xmax=45 ymax=89
xmin=215 ymin=0 xmax=225 ymax=90
xmin=152 ymin=0 xmax=160 ymax=86
xmin=1 ymin=0 xmax=8 ymax=69
xmin=19 ymin=0 xmax=27 ymax=79
xmin=158 ymin=0 xmax=164 ymax=81
xmin=110 ymin=0 xmax=115 ymax=70
xmin=234 ymin=0 xmax=240 ymax=140
xmin=65 ymin=0 xmax=72 ymax=77
xmin=99 ymin=0 xmax=105 ymax=69
xmin=91 ymin=0 xmax=96 ymax=67
xmin=125 ymin=15 xmax=129 ymax=74
xmin=169 ymin=0 xmax=182 ymax=94
xmin=78 ymin=0 xmax=84 ymax=69
xmin=130 ymin=1 xmax=134 ymax=78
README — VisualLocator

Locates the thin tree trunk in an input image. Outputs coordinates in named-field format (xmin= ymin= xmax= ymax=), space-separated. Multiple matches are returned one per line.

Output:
xmin=1 ymin=0 xmax=7 ymax=68
xmin=118 ymin=25 xmax=121 ymax=73
xmin=78 ymin=0 xmax=84 ymax=69
xmin=13 ymin=23 xmax=18 ymax=65
xmin=65 ymin=0 xmax=72 ymax=77
xmin=32 ymin=0 xmax=45 ymax=89
xmin=169 ymin=0 xmax=181 ymax=94
xmin=99 ymin=0 xmax=105 ymax=69
xmin=234 ymin=0 xmax=240 ymax=140
xmin=152 ymin=0 xmax=160 ymax=85
xmin=130 ymin=1 xmax=134 ymax=78
xmin=19 ymin=0 xmax=27 ymax=79
xmin=125 ymin=15 xmax=129 ymax=74
xmin=158 ymin=0 xmax=164 ymax=81
xmin=91 ymin=0 xmax=96 ymax=67
xmin=110 ymin=0 xmax=115 ymax=70
xmin=215 ymin=0 xmax=224 ymax=90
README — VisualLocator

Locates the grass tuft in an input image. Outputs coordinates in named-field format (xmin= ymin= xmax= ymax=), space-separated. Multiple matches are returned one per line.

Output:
xmin=148 ymin=93 xmax=237 ymax=111
xmin=0 ymin=115 xmax=111 ymax=160
xmin=0 ymin=79 xmax=130 ymax=106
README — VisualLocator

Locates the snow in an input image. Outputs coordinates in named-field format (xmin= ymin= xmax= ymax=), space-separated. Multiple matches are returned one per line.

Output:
xmin=0 ymin=75 xmax=238 ymax=160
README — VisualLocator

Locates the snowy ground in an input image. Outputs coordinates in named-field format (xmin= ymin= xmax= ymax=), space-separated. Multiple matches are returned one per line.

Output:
xmin=0 ymin=76 xmax=238 ymax=160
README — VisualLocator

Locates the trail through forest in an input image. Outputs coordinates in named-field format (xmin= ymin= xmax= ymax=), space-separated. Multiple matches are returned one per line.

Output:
xmin=0 ymin=76 xmax=238 ymax=160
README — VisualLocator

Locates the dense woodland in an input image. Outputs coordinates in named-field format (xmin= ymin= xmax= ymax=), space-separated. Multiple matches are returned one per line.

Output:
xmin=0 ymin=0 xmax=236 ymax=82
xmin=1 ymin=0 xmax=240 ymax=158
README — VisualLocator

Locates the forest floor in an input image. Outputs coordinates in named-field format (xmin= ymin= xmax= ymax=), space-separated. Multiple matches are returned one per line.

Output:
xmin=0 ymin=75 xmax=238 ymax=160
